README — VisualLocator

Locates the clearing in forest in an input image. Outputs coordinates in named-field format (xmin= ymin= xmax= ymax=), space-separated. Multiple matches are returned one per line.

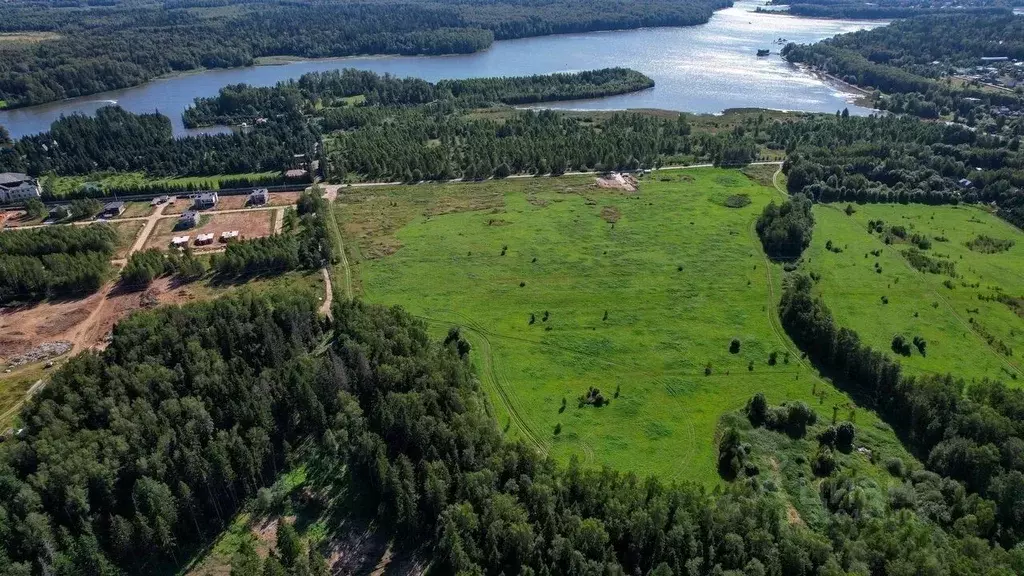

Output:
xmin=340 ymin=168 xmax=907 ymax=484
xmin=807 ymin=203 xmax=1024 ymax=386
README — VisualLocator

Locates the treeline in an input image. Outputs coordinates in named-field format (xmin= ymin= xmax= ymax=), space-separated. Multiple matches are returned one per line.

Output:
xmin=767 ymin=114 xmax=1024 ymax=229
xmin=780 ymin=273 xmax=1024 ymax=548
xmin=0 ymin=0 xmax=726 ymax=108
xmin=0 ymin=223 xmax=116 ymax=303
xmin=183 ymin=68 xmax=655 ymax=127
xmin=120 ymin=248 xmax=206 ymax=287
xmin=210 ymin=190 xmax=332 ymax=277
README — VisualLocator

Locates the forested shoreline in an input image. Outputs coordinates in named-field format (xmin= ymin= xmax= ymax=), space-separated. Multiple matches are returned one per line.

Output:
xmin=781 ymin=13 xmax=1024 ymax=134
xmin=0 ymin=0 xmax=728 ymax=109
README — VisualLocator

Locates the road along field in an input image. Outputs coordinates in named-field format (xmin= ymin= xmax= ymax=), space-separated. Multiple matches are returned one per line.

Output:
xmin=339 ymin=168 xmax=909 ymax=484
xmin=806 ymin=202 xmax=1024 ymax=385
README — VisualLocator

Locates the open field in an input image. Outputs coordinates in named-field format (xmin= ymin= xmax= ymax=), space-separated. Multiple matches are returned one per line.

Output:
xmin=145 ymin=211 xmax=275 ymax=250
xmin=0 ymin=31 xmax=61 ymax=47
xmin=806 ymin=203 xmax=1024 ymax=386
xmin=339 ymin=168 xmax=906 ymax=484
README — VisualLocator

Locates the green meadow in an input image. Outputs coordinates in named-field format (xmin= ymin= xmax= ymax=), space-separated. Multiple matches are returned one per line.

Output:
xmin=339 ymin=169 xmax=907 ymax=484
xmin=806 ymin=203 xmax=1024 ymax=386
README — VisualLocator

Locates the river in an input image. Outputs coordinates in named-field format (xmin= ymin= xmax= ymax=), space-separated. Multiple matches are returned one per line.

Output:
xmin=0 ymin=1 xmax=885 ymax=138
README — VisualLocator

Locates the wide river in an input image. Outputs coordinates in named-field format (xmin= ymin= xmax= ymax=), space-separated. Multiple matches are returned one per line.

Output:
xmin=0 ymin=0 xmax=885 ymax=138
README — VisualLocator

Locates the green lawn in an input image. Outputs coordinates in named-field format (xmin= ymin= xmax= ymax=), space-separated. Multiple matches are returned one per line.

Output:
xmin=43 ymin=172 xmax=281 ymax=197
xmin=339 ymin=169 xmax=905 ymax=484
xmin=807 ymin=203 xmax=1024 ymax=386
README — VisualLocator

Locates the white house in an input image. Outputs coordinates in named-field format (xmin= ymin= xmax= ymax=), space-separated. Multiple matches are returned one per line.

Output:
xmin=0 ymin=173 xmax=42 ymax=204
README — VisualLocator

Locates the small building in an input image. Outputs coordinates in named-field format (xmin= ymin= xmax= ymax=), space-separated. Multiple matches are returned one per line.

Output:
xmin=195 ymin=233 xmax=215 ymax=246
xmin=171 ymin=235 xmax=190 ymax=247
xmin=220 ymin=230 xmax=239 ymax=242
xmin=179 ymin=210 xmax=201 ymax=229
xmin=248 ymin=188 xmax=270 ymax=206
xmin=101 ymin=201 xmax=126 ymax=218
xmin=958 ymin=178 xmax=973 ymax=188
xmin=0 ymin=173 xmax=42 ymax=204
xmin=192 ymin=192 xmax=219 ymax=209
xmin=284 ymin=168 xmax=308 ymax=180
xmin=150 ymin=195 xmax=170 ymax=206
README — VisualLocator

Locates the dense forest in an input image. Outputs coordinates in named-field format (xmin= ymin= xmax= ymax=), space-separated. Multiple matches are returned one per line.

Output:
xmin=767 ymin=114 xmax=1024 ymax=228
xmin=0 ymin=0 xmax=727 ymax=108
xmin=0 ymin=106 xmax=317 ymax=178
xmin=782 ymin=13 xmax=1024 ymax=134
xmin=0 ymin=223 xmax=115 ymax=303
xmin=1 ymin=291 xmax=1022 ymax=574
xmin=179 ymin=68 xmax=761 ymax=182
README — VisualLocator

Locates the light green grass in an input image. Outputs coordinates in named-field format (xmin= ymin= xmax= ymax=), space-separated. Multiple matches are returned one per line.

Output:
xmin=43 ymin=172 xmax=280 ymax=197
xmin=341 ymin=169 xmax=904 ymax=485
xmin=807 ymin=203 xmax=1024 ymax=386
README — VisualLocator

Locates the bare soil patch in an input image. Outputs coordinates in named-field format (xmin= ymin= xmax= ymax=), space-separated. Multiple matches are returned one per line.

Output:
xmin=600 ymin=206 xmax=621 ymax=223
xmin=426 ymin=189 xmax=503 ymax=216
xmin=595 ymin=172 xmax=639 ymax=192
xmin=146 ymin=212 xmax=274 ymax=251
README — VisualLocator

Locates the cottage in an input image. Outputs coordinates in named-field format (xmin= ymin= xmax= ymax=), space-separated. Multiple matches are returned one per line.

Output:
xmin=220 ymin=230 xmax=239 ymax=242
xmin=0 ymin=173 xmax=42 ymax=204
xmin=171 ymin=235 xmax=190 ymax=247
xmin=192 ymin=192 xmax=219 ymax=209
xmin=248 ymin=188 xmax=270 ymax=206
xmin=179 ymin=210 xmax=201 ymax=229
xmin=195 ymin=233 xmax=215 ymax=246
xmin=150 ymin=195 xmax=170 ymax=206
xmin=101 ymin=201 xmax=126 ymax=218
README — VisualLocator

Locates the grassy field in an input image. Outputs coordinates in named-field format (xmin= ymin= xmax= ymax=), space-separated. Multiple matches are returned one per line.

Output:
xmin=43 ymin=172 xmax=282 ymax=197
xmin=806 ymin=203 xmax=1024 ymax=386
xmin=339 ymin=168 xmax=905 ymax=484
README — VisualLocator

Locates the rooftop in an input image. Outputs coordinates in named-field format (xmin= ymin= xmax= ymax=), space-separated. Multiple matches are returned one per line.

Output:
xmin=0 ymin=173 xmax=32 ymax=185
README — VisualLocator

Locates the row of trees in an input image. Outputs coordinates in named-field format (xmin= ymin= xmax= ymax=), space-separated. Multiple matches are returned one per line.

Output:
xmin=120 ymin=248 xmax=206 ymax=287
xmin=0 ymin=224 xmax=117 ymax=303
xmin=780 ymin=273 xmax=1024 ymax=548
xmin=0 ymin=0 xmax=726 ymax=108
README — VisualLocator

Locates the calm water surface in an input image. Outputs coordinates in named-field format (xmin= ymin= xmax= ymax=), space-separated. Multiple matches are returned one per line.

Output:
xmin=0 ymin=0 xmax=885 ymax=138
